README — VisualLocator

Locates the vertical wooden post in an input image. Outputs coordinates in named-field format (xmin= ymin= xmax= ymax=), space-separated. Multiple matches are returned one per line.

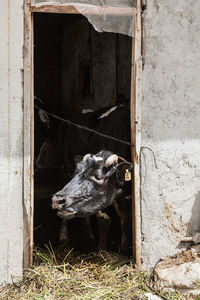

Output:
xmin=24 ymin=0 xmax=34 ymax=268
xmin=130 ymin=0 xmax=142 ymax=267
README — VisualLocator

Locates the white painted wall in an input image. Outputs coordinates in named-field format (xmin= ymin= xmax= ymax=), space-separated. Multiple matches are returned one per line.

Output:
xmin=142 ymin=0 xmax=200 ymax=269
xmin=0 ymin=0 xmax=24 ymax=284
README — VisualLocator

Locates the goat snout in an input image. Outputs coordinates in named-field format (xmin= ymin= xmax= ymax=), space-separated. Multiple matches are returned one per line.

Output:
xmin=52 ymin=195 xmax=66 ymax=210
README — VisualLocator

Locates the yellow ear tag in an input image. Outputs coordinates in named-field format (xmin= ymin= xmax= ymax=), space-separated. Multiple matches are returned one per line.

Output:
xmin=125 ymin=169 xmax=131 ymax=181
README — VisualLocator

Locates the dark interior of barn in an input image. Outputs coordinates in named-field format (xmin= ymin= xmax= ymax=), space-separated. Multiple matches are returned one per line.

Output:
xmin=34 ymin=13 xmax=132 ymax=255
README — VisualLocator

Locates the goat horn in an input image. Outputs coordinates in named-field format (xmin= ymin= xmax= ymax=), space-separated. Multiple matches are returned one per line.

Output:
xmin=105 ymin=154 xmax=118 ymax=168
xmin=83 ymin=153 xmax=92 ymax=161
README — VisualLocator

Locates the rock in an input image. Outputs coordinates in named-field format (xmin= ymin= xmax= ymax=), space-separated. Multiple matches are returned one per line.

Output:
xmin=144 ymin=292 xmax=162 ymax=300
xmin=192 ymin=244 xmax=200 ymax=255
xmin=155 ymin=261 xmax=200 ymax=289
xmin=154 ymin=249 xmax=200 ymax=296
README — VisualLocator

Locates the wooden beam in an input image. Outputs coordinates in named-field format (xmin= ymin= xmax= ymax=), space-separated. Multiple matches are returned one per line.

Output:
xmin=130 ymin=0 xmax=142 ymax=267
xmin=24 ymin=1 xmax=34 ymax=268
xmin=31 ymin=4 xmax=136 ymax=16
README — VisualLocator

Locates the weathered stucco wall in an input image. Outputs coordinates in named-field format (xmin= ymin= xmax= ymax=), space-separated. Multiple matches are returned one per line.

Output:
xmin=0 ymin=0 xmax=24 ymax=284
xmin=142 ymin=0 xmax=200 ymax=269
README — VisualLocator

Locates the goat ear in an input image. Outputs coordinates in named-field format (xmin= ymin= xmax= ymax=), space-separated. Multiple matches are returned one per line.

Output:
xmin=73 ymin=155 xmax=83 ymax=164
xmin=116 ymin=162 xmax=132 ymax=183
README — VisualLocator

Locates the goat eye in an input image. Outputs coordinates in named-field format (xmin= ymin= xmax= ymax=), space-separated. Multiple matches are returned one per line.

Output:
xmin=90 ymin=175 xmax=105 ymax=185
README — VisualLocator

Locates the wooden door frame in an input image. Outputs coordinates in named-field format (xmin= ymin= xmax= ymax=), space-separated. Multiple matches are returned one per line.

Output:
xmin=131 ymin=0 xmax=142 ymax=267
xmin=24 ymin=0 xmax=34 ymax=267
xmin=23 ymin=0 xmax=142 ymax=268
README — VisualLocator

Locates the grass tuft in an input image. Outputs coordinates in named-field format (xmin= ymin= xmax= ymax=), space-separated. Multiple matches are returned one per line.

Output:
xmin=0 ymin=245 xmax=184 ymax=300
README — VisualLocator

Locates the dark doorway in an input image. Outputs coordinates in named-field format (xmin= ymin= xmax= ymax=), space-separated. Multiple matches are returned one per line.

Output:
xmin=34 ymin=13 xmax=132 ymax=254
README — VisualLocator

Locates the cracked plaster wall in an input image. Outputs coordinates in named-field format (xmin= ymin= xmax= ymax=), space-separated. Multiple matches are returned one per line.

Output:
xmin=141 ymin=0 xmax=200 ymax=269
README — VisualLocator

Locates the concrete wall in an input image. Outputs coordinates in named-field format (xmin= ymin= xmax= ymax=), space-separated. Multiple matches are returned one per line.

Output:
xmin=141 ymin=0 xmax=200 ymax=269
xmin=0 ymin=0 xmax=24 ymax=284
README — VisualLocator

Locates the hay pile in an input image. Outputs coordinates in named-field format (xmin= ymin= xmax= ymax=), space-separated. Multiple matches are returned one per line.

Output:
xmin=0 ymin=245 xmax=183 ymax=300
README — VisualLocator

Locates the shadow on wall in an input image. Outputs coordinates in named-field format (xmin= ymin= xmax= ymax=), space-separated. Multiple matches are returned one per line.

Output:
xmin=187 ymin=191 xmax=200 ymax=235
xmin=177 ymin=191 xmax=200 ymax=250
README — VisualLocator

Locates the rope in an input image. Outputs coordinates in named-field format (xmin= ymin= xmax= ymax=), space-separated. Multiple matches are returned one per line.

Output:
xmin=34 ymin=104 xmax=135 ymax=148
